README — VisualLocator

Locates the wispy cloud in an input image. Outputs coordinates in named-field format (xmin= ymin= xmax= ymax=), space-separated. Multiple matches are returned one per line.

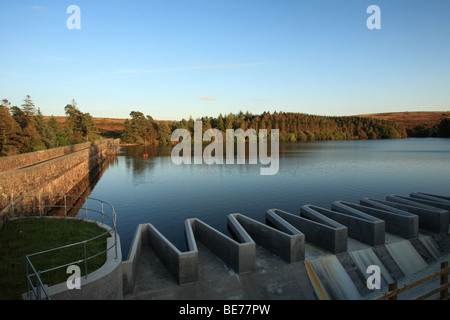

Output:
xmin=111 ymin=69 xmax=141 ymax=74
xmin=0 ymin=71 xmax=29 ymax=79
xmin=122 ymin=10 xmax=142 ymax=18
xmin=200 ymin=96 xmax=217 ymax=101
xmin=109 ymin=62 xmax=266 ymax=75
xmin=44 ymin=56 xmax=68 ymax=62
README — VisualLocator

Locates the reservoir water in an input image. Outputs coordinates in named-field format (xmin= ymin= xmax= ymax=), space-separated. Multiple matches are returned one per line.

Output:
xmin=85 ymin=138 xmax=450 ymax=259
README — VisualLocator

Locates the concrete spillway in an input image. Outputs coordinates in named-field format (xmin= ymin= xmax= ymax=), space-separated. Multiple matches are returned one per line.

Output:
xmin=122 ymin=192 xmax=450 ymax=300
xmin=349 ymin=248 xmax=394 ymax=291
xmin=385 ymin=241 xmax=428 ymax=277
xmin=305 ymin=255 xmax=361 ymax=300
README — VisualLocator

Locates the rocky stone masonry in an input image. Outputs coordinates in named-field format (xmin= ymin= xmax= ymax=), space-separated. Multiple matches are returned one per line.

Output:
xmin=0 ymin=139 xmax=118 ymax=227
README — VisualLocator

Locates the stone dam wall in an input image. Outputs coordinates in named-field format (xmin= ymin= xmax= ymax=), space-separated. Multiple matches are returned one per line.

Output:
xmin=0 ymin=139 xmax=119 ymax=227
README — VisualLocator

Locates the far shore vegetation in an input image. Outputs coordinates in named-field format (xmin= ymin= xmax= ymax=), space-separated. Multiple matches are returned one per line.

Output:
xmin=1 ymin=95 xmax=449 ymax=157
xmin=1 ymin=96 xmax=98 ymax=156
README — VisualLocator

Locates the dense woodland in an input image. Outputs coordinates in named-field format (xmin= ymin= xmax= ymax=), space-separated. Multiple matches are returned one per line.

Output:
xmin=0 ymin=96 xmax=97 ymax=156
xmin=407 ymin=119 xmax=450 ymax=138
xmin=121 ymin=110 xmax=408 ymax=145
xmin=2 ymin=95 xmax=449 ymax=157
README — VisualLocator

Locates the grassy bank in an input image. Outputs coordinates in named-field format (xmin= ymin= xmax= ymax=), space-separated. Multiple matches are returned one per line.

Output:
xmin=0 ymin=217 xmax=110 ymax=300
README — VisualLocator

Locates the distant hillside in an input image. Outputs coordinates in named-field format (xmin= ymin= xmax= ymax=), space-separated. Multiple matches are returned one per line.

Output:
xmin=43 ymin=116 xmax=176 ymax=138
xmin=44 ymin=116 xmax=126 ymax=138
xmin=45 ymin=111 xmax=450 ymax=140
xmin=356 ymin=111 xmax=450 ymax=130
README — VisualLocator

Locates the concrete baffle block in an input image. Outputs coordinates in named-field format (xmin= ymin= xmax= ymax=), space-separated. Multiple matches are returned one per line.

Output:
xmin=228 ymin=213 xmax=305 ymax=263
xmin=186 ymin=218 xmax=255 ymax=274
xmin=335 ymin=200 xmax=418 ymax=239
xmin=266 ymin=208 xmax=348 ymax=254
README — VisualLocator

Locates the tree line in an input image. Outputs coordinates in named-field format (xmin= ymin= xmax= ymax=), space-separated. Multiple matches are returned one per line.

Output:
xmin=120 ymin=111 xmax=172 ymax=145
xmin=5 ymin=97 xmax=445 ymax=157
xmin=121 ymin=110 xmax=408 ymax=145
xmin=407 ymin=119 xmax=450 ymax=138
xmin=0 ymin=96 xmax=98 ymax=156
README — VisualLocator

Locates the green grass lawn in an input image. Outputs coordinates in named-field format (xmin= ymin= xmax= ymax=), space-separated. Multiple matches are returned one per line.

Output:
xmin=0 ymin=217 xmax=110 ymax=300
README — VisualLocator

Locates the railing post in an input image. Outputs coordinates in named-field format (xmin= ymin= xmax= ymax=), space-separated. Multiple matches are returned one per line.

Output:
xmin=83 ymin=241 xmax=88 ymax=279
xmin=441 ymin=262 xmax=448 ymax=300
xmin=85 ymin=200 xmax=88 ymax=220
xmin=38 ymin=194 xmax=42 ymax=217
xmin=11 ymin=194 xmax=15 ymax=218
xmin=26 ymin=258 xmax=30 ymax=299
xmin=36 ymin=271 xmax=41 ymax=300
xmin=64 ymin=195 xmax=67 ymax=217
xmin=113 ymin=208 xmax=118 ymax=260
xmin=101 ymin=202 xmax=104 ymax=225
xmin=388 ymin=283 xmax=398 ymax=300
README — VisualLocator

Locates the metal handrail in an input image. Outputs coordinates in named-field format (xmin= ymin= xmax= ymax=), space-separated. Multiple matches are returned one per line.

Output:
xmin=9 ymin=194 xmax=118 ymax=300
xmin=25 ymin=255 xmax=50 ymax=300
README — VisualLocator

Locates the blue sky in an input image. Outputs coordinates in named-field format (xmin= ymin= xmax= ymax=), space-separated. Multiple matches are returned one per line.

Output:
xmin=1 ymin=0 xmax=449 ymax=120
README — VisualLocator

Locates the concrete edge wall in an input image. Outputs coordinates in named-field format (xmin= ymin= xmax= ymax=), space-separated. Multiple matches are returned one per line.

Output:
xmin=360 ymin=198 xmax=412 ymax=216
xmin=226 ymin=214 xmax=254 ymax=244
xmin=228 ymin=213 xmax=305 ymax=263
xmin=43 ymin=227 xmax=123 ymax=300
xmin=184 ymin=219 xmax=198 ymax=252
xmin=265 ymin=209 xmax=305 ymax=235
xmin=187 ymin=218 xmax=255 ymax=274
xmin=387 ymin=194 xmax=449 ymax=213
xmin=321 ymin=203 xmax=386 ymax=246
xmin=384 ymin=196 xmax=449 ymax=234
xmin=122 ymin=223 xmax=148 ymax=293
xmin=122 ymin=223 xmax=198 ymax=288
xmin=414 ymin=192 xmax=450 ymax=202
xmin=335 ymin=200 xmax=418 ymax=239
xmin=267 ymin=208 xmax=348 ymax=254
xmin=400 ymin=195 xmax=450 ymax=211
xmin=361 ymin=198 xmax=447 ymax=234
xmin=300 ymin=206 xmax=347 ymax=229
xmin=0 ymin=139 xmax=109 ymax=173
xmin=148 ymin=223 xmax=198 ymax=285
xmin=299 ymin=206 xmax=348 ymax=254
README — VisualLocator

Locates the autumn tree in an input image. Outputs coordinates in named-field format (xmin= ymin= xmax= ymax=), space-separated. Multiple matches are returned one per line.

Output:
xmin=21 ymin=95 xmax=36 ymax=117
xmin=121 ymin=111 xmax=158 ymax=144
xmin=47 ymin=116 xmax=71 ymax=147
xmin=34 ymin=108 xmax=55 ymax=148
xmin=15 ymin=95 xmax=45 ymax=152
xmin=0 ymin=100 xmax=22 ymax=156
xmin=157 ymin=122 xmax=172 ymax=145
xmin=64 ymin=100 xmax=97 ymax=142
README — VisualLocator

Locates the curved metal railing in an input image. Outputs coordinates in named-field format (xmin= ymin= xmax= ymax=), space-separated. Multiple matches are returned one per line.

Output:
xmin=8 ymin=194 xmax=118 ymax=300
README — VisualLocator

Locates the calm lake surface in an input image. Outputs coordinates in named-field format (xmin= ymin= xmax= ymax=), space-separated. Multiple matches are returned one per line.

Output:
xmin=86 ymin=138 xmax=450 ymax=259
